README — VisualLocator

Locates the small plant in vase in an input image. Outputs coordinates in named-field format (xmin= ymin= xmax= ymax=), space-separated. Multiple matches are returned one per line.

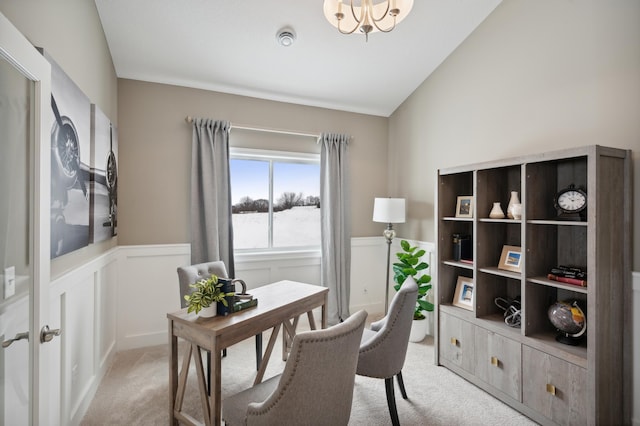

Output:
xmin=393 ymin=240 xmax=433 ymax=341
xmin=184 ymin=274 xmax=234 ymax=317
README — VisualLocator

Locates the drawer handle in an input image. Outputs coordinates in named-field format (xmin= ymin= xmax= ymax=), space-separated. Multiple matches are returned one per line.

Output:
xmin=490 ymin=356 xmax=499 ymax=367
xmin=546 ymin=383 xmax=556 ymax=396
xmin=450 ymin=337 xmax=459 ymax=346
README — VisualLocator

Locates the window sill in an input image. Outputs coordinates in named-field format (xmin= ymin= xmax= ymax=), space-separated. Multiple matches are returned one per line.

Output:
xmin=234 ymin=249 xmax=321 ymax=263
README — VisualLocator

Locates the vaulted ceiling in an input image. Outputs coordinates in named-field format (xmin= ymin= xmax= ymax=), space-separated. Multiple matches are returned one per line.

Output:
xmin=95 ymin=0 xmax=501 ymax=117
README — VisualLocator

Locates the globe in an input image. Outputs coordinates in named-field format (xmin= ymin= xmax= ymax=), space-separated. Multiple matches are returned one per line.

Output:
xmin=547 ymin=300 xmax=586 ymax=346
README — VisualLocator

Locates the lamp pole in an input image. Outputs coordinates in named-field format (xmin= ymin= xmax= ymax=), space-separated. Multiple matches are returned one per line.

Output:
xmin=383 ymin=223 xmax=396 ymax=314
xmin=372 ymin=197 xmax=405 ymax=316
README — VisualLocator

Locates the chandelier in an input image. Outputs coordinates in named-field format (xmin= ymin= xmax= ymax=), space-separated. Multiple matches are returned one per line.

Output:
xmin=323 ymin=0 xmax=414 ymax=41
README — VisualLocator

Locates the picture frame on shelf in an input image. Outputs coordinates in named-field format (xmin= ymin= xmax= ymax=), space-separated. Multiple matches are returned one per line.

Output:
xmin=453 ymin=276 xmax=474 ymax=310
xmin=498 ymin=245 xmax=522 ymax=273
xmin=455 ymin=196 xmax=473 ymax=218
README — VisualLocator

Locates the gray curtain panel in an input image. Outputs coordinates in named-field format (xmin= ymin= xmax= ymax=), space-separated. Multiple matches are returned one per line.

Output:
xmin=190 ymin=118 xmax=235 ymax=277
xmin=318 ymin=132 xmax=351 ymax=325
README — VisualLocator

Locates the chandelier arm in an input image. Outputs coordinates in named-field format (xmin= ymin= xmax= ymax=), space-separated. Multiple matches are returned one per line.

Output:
xmin=370 ymin=0 xmax=392 ymax=22
xmin=334 ymin=0 xmax=365 ymax=35
xmin=371 ymin=15 xmax=397 ymax=33
xmin=337 ymin=23 xmax=361 ymax=35
xmin=349 ymin=0 xmax=362 ymax=23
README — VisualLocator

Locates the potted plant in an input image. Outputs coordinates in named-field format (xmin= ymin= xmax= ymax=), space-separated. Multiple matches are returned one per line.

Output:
xmin=393 ymin=240 xmax=433 ymax=342
xmin=184 ymin=274 xmax=234 ymax=318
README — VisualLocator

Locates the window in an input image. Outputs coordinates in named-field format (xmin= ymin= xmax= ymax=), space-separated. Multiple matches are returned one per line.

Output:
xmin=230 ymin=148 xmax=320 ymax=251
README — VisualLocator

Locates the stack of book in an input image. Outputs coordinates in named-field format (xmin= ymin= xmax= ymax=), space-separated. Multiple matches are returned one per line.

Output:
xmin=547 ymin=266 xmax=587 ymax=287
xmin=228 ymin=297 xmax=258 ymax=313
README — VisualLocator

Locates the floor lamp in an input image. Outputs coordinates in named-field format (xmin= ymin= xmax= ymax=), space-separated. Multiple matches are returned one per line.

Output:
xmin=372 ymin=198 xmax=406 ymax=314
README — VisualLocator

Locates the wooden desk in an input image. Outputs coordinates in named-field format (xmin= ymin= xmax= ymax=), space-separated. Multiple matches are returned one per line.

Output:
xmin=168 ymin=280 xmax=328 ymax=426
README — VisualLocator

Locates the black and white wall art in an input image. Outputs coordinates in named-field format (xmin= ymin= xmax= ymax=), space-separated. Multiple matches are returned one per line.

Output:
xmin=43 ymin=50 xmax=91 ymax=258
xmin=110 ymin=124 xmax=118 ymax=237
xmin=90 ymin=105 xmax=118 ymax=242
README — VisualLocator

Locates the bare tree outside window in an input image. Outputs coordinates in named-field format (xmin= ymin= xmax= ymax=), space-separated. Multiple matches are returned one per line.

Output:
xmin=276 ymin=192 xmax=303 ymax=210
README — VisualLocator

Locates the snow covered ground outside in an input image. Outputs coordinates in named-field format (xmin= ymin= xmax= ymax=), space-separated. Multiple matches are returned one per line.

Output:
xmin=233 ymin=205 xmax=320 ymax=249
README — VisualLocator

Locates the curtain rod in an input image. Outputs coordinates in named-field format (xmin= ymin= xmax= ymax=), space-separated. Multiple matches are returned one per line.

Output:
xmin=185 ymin=116 xmax=319 ymax=139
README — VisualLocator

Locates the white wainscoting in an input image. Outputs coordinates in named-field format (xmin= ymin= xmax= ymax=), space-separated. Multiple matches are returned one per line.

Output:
xmin=350 ymin=237 xmax=435 ymax=319
xmin=234 ymin=249 xmax=322 ymax=290
xmin=47 ymin=247 xmax=119 ymax=426
xmin=44 ymin=241 xmax=638 ymax=425
xmin=113 ymin=238 xmax=434 ymax=350
xmin=116 ymin=244 xmax=190 ymax=350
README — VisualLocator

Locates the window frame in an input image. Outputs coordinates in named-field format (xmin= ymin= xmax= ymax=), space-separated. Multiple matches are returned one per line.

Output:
xmin=229 ymin=147 xmax=321 ymax=253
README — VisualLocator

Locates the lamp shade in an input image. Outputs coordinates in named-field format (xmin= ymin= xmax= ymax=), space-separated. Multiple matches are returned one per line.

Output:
xmin=373 ymin=198 xmax=406 ymax=223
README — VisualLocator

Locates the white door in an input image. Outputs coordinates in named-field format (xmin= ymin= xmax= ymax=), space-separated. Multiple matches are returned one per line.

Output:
xmin=0 ymin=13 xmax=52 ymax=426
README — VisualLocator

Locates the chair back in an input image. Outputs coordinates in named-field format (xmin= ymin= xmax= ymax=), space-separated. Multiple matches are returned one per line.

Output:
xmin=245 ymin=310 xmax=368 ymax=426
xmin=357 ymin=276 xmax=419 ymax=379
xmin=177 ymin=261 xmax=228 ymax=308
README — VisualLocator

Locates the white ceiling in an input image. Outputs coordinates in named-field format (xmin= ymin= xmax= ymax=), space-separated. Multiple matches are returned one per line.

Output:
xmin=95 ymin=0 xmax=501 ymax=117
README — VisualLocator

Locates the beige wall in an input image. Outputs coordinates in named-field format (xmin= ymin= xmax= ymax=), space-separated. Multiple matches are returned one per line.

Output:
xmin=0 ymin=0 xmax=119 ymax=278
xmin=389 ymin=0 xmax=640 ymax=270
xmin=4 ymin=0 xmax=637 ymax=270
xmin=116 ymin=79 xmax=388 ymax=245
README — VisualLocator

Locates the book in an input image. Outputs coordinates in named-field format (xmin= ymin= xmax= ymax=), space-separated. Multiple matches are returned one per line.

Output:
xmin=547 ymin=273 xmax=587 ymax=287
xmin=452 ymin=234 xmax=472 ymax=262
xmin=550 ymin=266 xmax=587 ymax=279
xmin=229 ymin=297 xmax=258 ymax=313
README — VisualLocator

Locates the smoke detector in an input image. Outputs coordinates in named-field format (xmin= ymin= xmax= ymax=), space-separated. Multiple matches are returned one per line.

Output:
xmin=276 ymin=28 xmax=296 ymax=47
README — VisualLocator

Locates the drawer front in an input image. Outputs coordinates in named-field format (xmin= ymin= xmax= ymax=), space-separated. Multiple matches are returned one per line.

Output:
xmin=522 ymin=346 xmax=587 ymax=426
xmin=474 ymin=327 xmax=522 ymax=401
xmin=439 ymin=313 xmax=475 ymax=373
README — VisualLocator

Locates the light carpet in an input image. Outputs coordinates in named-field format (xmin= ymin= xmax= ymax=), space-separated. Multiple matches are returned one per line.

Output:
xmin=81 ymin=327 xmax=537 ymax=425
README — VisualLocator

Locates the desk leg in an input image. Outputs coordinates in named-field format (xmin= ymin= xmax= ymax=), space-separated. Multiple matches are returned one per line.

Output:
xmin=169 ymin=319 xmax=178 ymax=426
xmin=212 ymin=343 xmax=223 ymax=426
xmin=254 ymin=324 xmax=281 ymax=385
xmin=281 ymin=316 xmax=300 ymax=361
xmin=192 ymin=344 xmax=212 ymax=426
xmin=307 ymin=311 xmax=317 ymax=330
xmin=322 ymin=293 xmax=328 ymax=329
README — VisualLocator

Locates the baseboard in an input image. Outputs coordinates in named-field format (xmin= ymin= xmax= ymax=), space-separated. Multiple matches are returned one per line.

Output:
xmin=118 ymin=330 xmax=167 ymax=351
xmin=350 ymin=301 xmax=383 ymax=319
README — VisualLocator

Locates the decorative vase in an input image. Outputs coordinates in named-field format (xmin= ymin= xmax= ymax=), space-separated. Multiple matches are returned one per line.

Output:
xmin=489 ymin=202 xmax=505 ymax=219
xmin=198 ymin=304 xmax=217 ymax=318
xmin=217 ymin=277 xmax=234 ymax=315
xmin=507 ymin=191 xmax=520 ymax=219
xmin=509 ymin=203 xmax=523 ymax=220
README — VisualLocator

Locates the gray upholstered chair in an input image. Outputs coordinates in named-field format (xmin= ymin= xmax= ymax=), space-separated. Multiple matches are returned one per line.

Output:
xmin=177 ymin=261 xmax=262 ymax=371
xmin=177 ymin=260 xmax=229 ymax=310
xmin=222 ymin=309 xmax=368 ymax=426
xmin=356 ymin=275 xmax=418 ymax=426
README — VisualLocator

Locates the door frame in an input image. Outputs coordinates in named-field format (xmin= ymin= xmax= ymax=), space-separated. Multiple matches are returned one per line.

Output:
xmin=0 ymin=12 xmax=51 ymax=425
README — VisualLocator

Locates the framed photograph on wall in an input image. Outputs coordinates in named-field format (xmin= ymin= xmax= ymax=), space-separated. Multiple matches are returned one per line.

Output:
xmin=498 ymin=245 xmax=522 ymax=273
xmin=455 ymin=196 xmax=473 ymax=218
xmin=453 ymin=276 xmax=474 ymax=311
